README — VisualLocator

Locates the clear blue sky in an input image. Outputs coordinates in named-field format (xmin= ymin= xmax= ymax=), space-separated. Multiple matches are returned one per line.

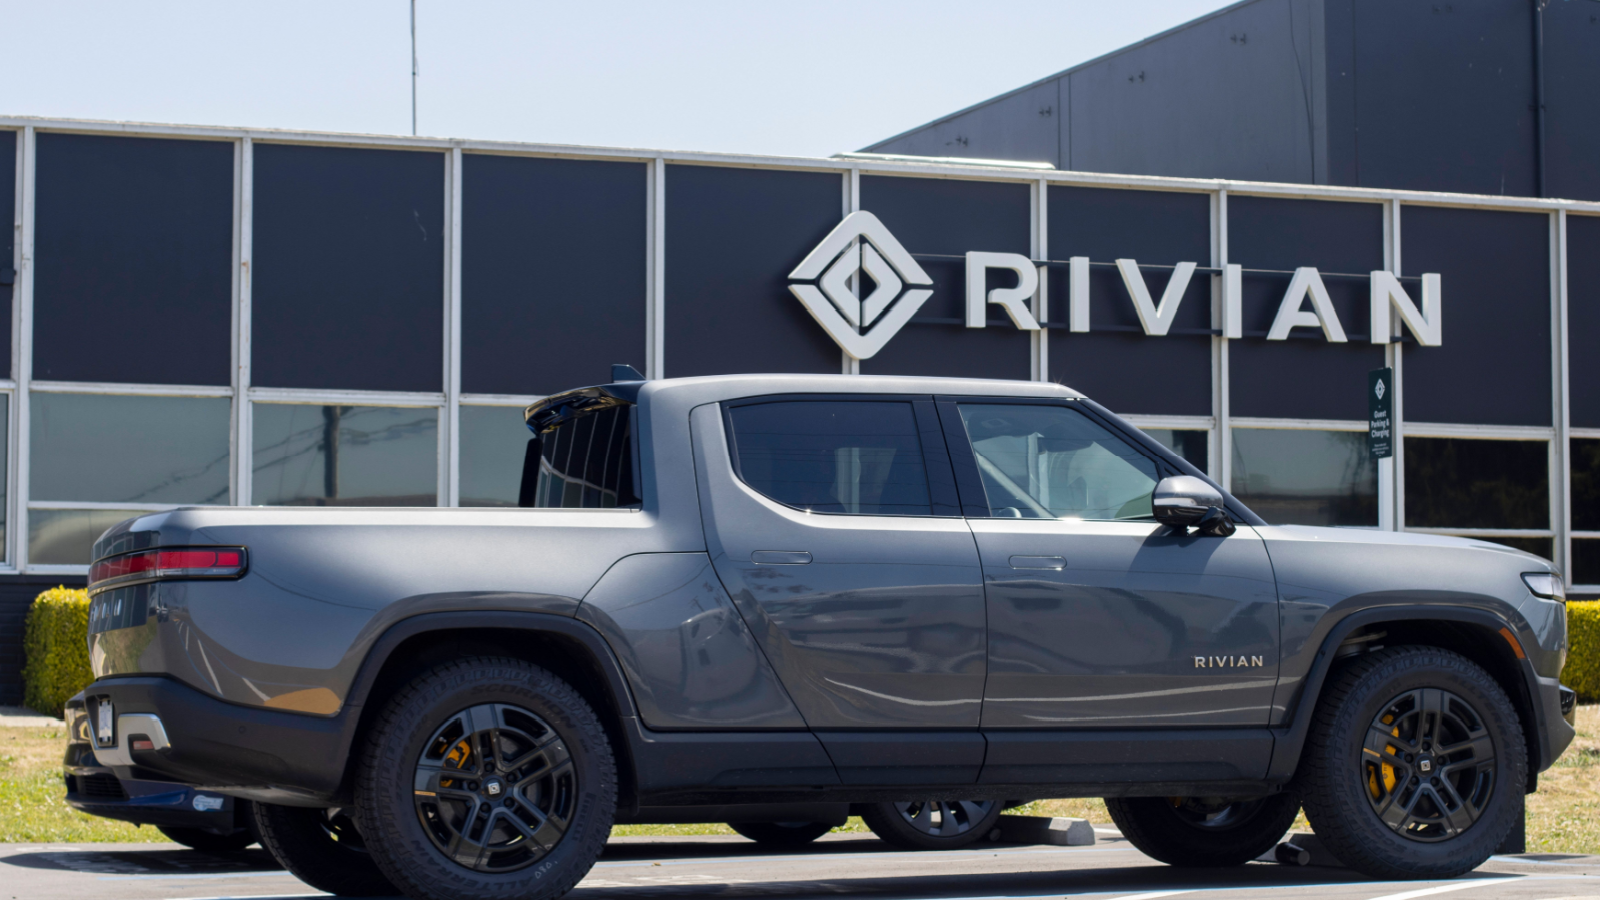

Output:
xmin=0 ymin=0 xmax=1227 ymax=159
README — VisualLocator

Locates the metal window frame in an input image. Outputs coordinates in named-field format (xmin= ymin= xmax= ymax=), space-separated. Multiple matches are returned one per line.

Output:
xmin=0 ymin=115 xmax=1592 ymax=579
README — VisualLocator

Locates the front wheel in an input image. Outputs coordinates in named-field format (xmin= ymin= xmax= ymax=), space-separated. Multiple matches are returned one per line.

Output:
xmin=860 ymin=800 xmax=1004 ymax=850
xmin=1105 ymin=793 xmax=1299 ymax=867
xmin=355 ymin=656 xmax=617 ymax=900
xmin=251 ymin=804 xmax=396 ymax=896
xmin=1296 ymin=646 xmax=1525 ymax=879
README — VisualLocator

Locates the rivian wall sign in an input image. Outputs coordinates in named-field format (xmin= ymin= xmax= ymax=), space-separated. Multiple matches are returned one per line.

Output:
xmin=789 ymin=211 xmax=1444 ymax=361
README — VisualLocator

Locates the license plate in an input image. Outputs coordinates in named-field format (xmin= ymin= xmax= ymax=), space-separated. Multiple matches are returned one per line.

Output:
xmin=94 ymin=699 xmax=115 ymax=747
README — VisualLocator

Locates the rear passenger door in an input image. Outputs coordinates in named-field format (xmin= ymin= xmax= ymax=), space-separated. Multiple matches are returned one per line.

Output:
xmin=936 ymin=399 xmax=1279 ymax=780
xmin=691 ymin=396 xmax=987 ymax=785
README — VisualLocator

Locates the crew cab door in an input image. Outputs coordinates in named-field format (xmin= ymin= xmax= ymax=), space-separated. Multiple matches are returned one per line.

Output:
xmin=938 ymin=399 xmax=1278 ymax=744
xmin=690 ymin=396 xmax=987 ymax=783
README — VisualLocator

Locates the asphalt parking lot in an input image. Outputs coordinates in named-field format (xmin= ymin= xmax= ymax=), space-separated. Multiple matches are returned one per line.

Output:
xmin=2 ymin=831 xmax=1598 ymax=900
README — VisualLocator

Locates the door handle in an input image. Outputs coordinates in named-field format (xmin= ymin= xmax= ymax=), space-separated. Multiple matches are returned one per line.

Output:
xmin=1009 ymin=555 xmax=1066 ymax=570
xmin=751 ymin=550 xmax=812 ymax=565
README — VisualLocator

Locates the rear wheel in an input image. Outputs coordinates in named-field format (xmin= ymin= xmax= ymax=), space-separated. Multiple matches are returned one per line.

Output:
xmin=860 ymin=800 xmax=1004 ymax=850
xmin=251 ymin=804 xmax=395 ymax=896
xmin=1105 ymin=793 xmax=1299 ymax=867
xmin=1297 ymin=646 xmax=1525 ymax=879
xmin=728 ymin=821 xmax=835 ymax=845
xmin=355 ymin=657 xmax=616 ymax=900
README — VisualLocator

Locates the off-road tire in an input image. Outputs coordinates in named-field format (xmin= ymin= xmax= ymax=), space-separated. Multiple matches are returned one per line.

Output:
xmin=355 ymin=657 xmax=617 ymax=900
xmin=1105 ymin=793 xmax=1299 ymax=867
xmin=1297 ymin=645 xmax=1525 ymax=880
xmin=859 ymin=800 xmax=1004 ymax=850
xmin=728 ymin=821 xmax=835 ymax=845
xmin=156 ymin=825 xmax=255 ymax=853
xmin=251 ymin=803 xmax=396 ymax=896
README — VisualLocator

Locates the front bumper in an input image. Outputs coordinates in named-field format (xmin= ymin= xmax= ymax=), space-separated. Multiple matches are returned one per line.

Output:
xmin=1535 ymin=674 xmax=1578 ymax=771
xmin=79 ymin=675 xmax=354 ymax=803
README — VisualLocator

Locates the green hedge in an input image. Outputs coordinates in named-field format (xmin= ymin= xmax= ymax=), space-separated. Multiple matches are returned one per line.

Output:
xmin=1569 ymin=601 xmax=1600 ymax=703
xmin=22 ymin=586 xmax=92 ymax=718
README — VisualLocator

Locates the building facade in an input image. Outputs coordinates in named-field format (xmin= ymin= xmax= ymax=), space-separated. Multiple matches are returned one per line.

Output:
xmin=0 ymin=115 xmax=1596 ymax=703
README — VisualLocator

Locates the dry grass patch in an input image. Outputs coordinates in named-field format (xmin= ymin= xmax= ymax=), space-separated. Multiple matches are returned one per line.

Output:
xmin=0 ymin=725 xmax=161 ymax=843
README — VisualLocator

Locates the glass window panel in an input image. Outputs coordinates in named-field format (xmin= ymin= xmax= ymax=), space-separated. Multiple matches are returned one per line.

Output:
xmin=1231 ymin=428 xmax=1376 ymax=527
xmin=1404 ymin=437 xmax=1548 ymax=530
xmin=1572 ymin=439 xmax=1600 ymax=533
xmin=728 ymin=401 xmax=930 ymax=516
xmin=31 ymin=393 xmax=230 ymax=504
xmin=958 ymin=403 xmax=1157 ymax=520
xmin=253 ymin=404 xmax=437 ymax=506
xmin=460 ymin=405 xmax=532 ymax=508
xmin=1475 ymin=536 xmax=1552 ymax=563
xmin=1574 ymin=539 xmax=1600 ymax=587
xmin=527 ymin=405 xmax=638 ymax=509
xmin=1143 ymin=428 xmax=1208 ymax=474
xmin=30 ymin=508 xmax=148 ymax=566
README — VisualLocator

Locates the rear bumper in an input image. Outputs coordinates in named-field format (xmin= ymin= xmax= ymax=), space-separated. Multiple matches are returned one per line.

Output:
xmin=81 ymin=675 xmax=354 ymax=803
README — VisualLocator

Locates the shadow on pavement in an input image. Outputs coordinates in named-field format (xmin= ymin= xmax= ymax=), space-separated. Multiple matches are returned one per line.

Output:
xmin=0 ymin=846 xmax=281 ymax=875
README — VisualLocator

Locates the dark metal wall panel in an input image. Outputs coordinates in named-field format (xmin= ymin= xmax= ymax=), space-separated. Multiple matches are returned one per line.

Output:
xmin=253 ymin=144 xmax=444 ymax=392
xmin=858 ymin=175 xmax=1031 ymax=380
xmin=663 ymin=165 xmax=842 ymax=378
xmin=1046 ymin=185 xmax=1212 ymax=415
xmin=0 ymin=574 xmax=86 ymax=707
xmin=33 ymin=134 xmax=232 ymax=385
xmin=1350 ymin=1 xmax=1535 ymax=196
xmin=1569 ymin=214 xmax=1600 ymax=429
xmin=0 ymin=131 xmax=12 ymax=369
xmin=461 ymin=155 xmax=646 ymax=396
xmin=1544 ymin=2 xmax=1600 ymax=202
xmin=1066 ymin=0 xmax=1318 ymax=183
xmin=865 ymin=81 xmax=1062 ymax=168
xmin=1321 ymin=0 xmax=1359 ymax=187
xmin=1401 ymin=205 xmax=1549 ymax=427
xmin=1228 ymin=196 xmax=1385 ymax=420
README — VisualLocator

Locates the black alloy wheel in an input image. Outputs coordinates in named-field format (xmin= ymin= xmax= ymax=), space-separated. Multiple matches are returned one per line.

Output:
xmin=860 ymin=799 xmax=1005 ymax=850
xmin=356 ymin=656 xmax=616 ymax=900
xmin=1296 ymin=646 xmax=1524 ymax=880
xmin=1362 ymin=687 xmax=1496 ymax=842
xmin=412 ymin=703 xmax=576 ymax=873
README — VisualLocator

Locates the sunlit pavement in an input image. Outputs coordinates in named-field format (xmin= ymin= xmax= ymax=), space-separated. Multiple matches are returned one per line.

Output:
xmin=3 ymin=831 xmax=1598 ymax=900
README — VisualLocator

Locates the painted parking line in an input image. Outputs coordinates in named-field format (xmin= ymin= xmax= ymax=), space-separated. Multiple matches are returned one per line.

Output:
xmin=592 ymin=845 xmax=1140 ymax=869
xmin=161 ymin=895 xmax=329 ymax=900
xmin=1363 ymin=877 xmax=1522 ymax=900
xmin=99 ymin=871 xmax=298 ymax=881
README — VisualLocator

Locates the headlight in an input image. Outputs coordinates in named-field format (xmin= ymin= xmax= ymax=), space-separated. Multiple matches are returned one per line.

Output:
xmin=1522 ymin=572 xmax=1565 ymax=600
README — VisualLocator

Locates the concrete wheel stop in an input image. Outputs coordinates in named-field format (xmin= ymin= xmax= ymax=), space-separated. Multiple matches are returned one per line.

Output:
xmin=991 ymin=815 xmax=1096 ymax=846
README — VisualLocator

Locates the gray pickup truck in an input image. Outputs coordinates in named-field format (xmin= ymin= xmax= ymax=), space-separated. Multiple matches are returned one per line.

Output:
xmin=79 ymin=373 xmax=1574 ymax=899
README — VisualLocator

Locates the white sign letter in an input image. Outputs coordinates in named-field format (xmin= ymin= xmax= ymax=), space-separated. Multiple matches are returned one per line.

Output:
xmin=1069 ymin=257 xmax=1090 ymax=332
xmin=1267 ymin=267 xmax=1347 ymax=342
xmin=1370 ymin=271 xmax=1442 ymax=347
xmin=1222 ymin=263 xmax=1242 ymax=339
xmin=965 ymin=252 xmax=1040 ymax=330
xmin=1116 ymin=259 xmax=1197 ymax=336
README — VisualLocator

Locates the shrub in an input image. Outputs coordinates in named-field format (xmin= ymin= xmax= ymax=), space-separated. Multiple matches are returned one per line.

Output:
xmin=1567 ymin=601 xmax=1600 ymax=703
xmin=22 ymin=586 xmax=91 ymax=718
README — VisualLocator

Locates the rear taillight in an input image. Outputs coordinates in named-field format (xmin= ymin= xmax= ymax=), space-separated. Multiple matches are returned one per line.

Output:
xmin=89 ymin=547 xmax=247 ymax=593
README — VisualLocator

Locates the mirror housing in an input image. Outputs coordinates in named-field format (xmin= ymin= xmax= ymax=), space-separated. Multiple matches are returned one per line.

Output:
xmin=1153 ymin=475 xmax=1235 ymax=536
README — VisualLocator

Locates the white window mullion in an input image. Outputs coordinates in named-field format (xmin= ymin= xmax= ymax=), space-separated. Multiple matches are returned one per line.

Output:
xmin=1552 ymin=209 xmax=1570 ymax=585
xmin=234 ymin=137 xmax=254 ymax=507
xmin=441 ymin=147 xmax=462 ymax=507
xmin=14 ymin=126 xmax=35 ymax=570
xmin=1213 ymin=188 xmax=1230 ymax=486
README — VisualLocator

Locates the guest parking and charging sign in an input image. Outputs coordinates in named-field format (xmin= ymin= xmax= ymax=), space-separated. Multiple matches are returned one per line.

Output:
xmin=1369 ymin=368 xmax=1394 ymax=460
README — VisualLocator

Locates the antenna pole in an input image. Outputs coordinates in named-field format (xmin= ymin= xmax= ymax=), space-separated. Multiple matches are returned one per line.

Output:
xmin=410 ymin=0 xmax=418 ymax=136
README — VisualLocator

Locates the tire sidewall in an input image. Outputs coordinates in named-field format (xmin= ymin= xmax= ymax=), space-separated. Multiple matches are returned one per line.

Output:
xmin=358 ymin=659 xmax=616 ymax=900
xmin=1310 ymin=648 xmax=1525 ymax=876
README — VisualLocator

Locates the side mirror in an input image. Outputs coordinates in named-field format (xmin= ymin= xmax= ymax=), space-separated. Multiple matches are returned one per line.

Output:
xmin=1152 ymin=475 xmax=1235 ymax=536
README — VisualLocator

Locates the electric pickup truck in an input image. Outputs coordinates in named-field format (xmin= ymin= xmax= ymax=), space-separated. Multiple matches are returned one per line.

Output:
xmin=78 ymin=373 xmax=1575 ymax=900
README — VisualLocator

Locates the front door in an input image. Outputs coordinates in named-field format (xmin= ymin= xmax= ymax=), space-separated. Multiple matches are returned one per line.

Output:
xmin=691 ymin=396 xmax=988 ymax=784
xmin=939 ymin=399 xmax=1279 ymax=780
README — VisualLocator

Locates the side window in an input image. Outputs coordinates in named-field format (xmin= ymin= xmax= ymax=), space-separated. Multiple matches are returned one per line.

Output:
xmin=727 ymin=401 xmax=932 ymax=516
xmin=520 ymin=404 xmax=639 ymax=508
xmin=956 ymin=403 xmax=1158 ymax=519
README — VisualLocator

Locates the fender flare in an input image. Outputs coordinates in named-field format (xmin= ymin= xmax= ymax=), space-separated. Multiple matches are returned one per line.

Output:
xmin=1265 ymin=604 xmax=1545 ymax=781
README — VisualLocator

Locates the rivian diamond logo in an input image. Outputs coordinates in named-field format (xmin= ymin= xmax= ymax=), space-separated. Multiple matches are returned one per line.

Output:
xmin=787 ymin=211 xmax=934 ymax=360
